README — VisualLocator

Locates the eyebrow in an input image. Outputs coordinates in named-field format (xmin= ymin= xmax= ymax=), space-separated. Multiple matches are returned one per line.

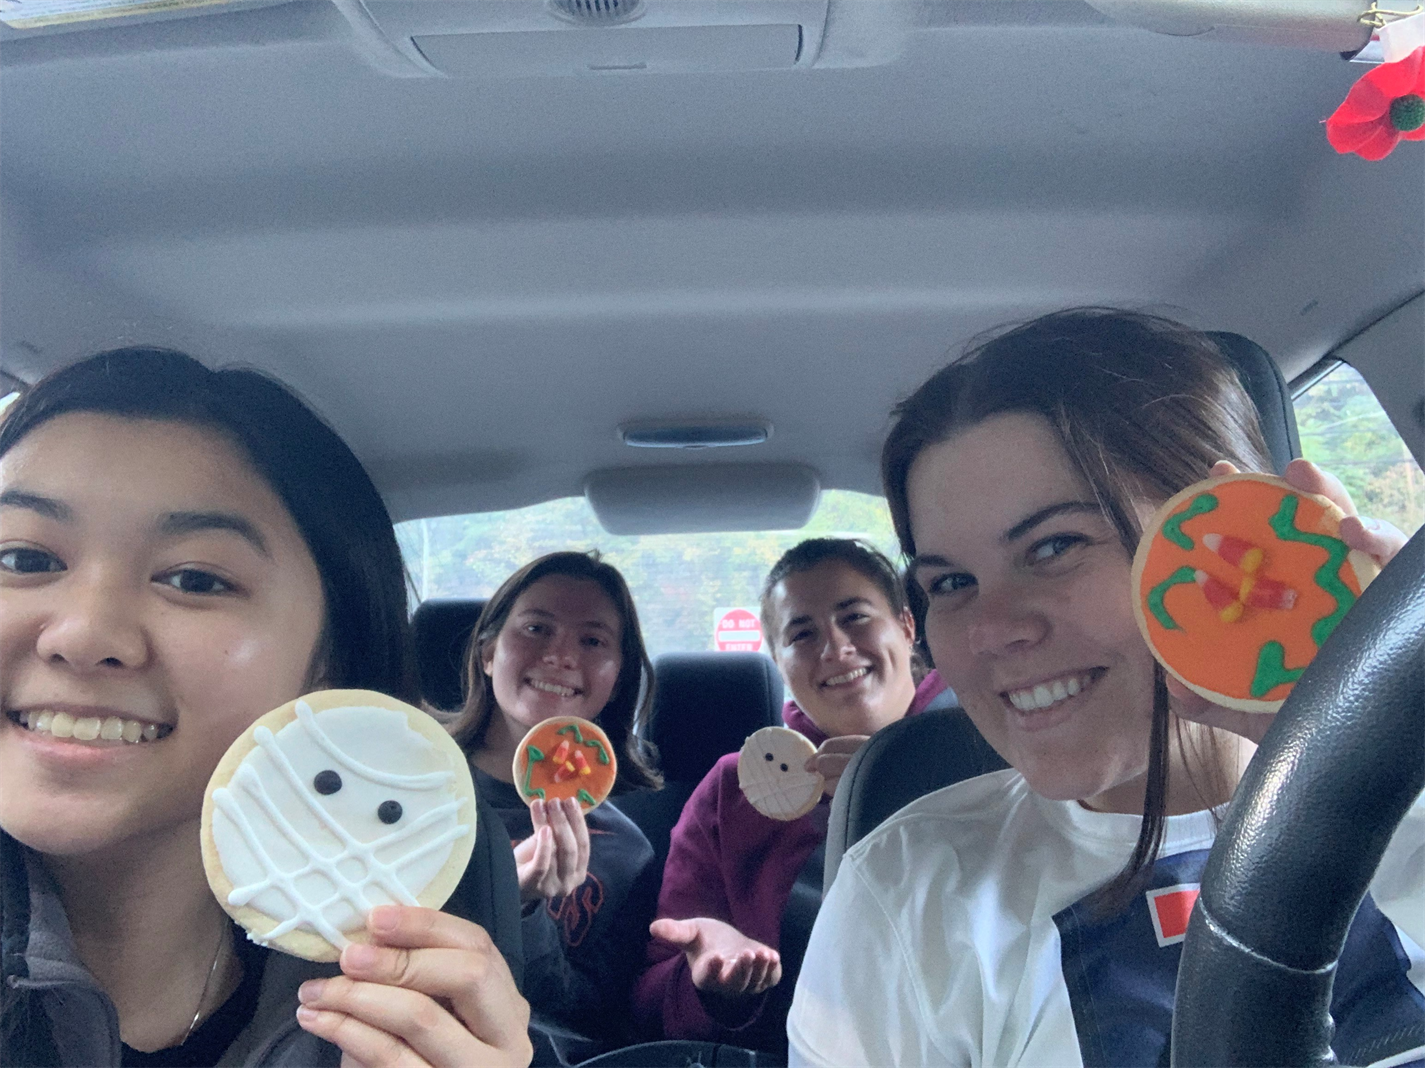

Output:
xmin=0 ymin=489 xmax=72 ymax=521
xmin=158 ymin=511 xmax=270 ymax=557
xmin=1001 ymin=501 xmax=1102 ymax=543
xmin=782 ymin=596 xmax=873 ymax=632
xmin=517 ymin=607 xmax=614 ymax=632
xmin=908 ymin=501 xmax=1103 ymax=578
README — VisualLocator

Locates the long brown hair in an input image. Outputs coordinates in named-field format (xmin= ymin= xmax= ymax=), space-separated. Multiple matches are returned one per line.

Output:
xmin=882 ymin=308 xmax=1272 ymax=904
xmin=447 ymin=551 xmax=662 ymax=792
xmin=2 ymin=348 xmax=419 ymax=1063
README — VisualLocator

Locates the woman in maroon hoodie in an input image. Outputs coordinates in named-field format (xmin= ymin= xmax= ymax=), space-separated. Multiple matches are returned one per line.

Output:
xmin=633 ymin=538 xmax=947 ymax=1056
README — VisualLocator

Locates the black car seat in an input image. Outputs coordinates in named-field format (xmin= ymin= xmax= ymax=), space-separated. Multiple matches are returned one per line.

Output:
xmin=613 ymin=652 xmax=783 ymax=872
xmin=822 ymin=331 xmax=1303 ymax=890
xmin=412 ymin=597 xmax=487 ymax=711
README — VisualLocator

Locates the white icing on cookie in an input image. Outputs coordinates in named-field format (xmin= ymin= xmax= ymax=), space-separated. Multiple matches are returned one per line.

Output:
xmin=211 ymin=700 xmax=470 ymax=950
xmin=737 ymin=726 xmax=823 ymax=821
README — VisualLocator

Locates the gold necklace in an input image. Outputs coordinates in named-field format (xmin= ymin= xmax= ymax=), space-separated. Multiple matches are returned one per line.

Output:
xmin=181 ymin=926 xmax=227 ymax=1046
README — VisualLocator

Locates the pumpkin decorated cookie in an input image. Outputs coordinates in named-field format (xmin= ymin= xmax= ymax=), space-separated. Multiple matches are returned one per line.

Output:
xmin=737 ymin=726 xmax=824 ymax=821
xmin=1132 ymin=474 xmax=1378 ymax=712
xmin=512 ymin=716 xmax=618 ymax=811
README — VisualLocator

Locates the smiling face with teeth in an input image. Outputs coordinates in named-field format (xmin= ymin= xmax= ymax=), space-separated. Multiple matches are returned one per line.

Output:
xmin=0 ymin=414 xmax=327 ymax=857
xmin=481 ymin=573 xmax=623 ymax=744
xmin=907 ymin=413 xmax=1160 ymax=813
xmin=766 ymin=559 xmax=918 ymax=738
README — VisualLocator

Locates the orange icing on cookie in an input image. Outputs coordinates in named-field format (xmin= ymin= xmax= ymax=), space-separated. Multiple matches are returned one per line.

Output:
xmin=511 ymin=716 xmax=617 ymax=811
xmin=1133 ymin=474 xmax=1375 ymax=711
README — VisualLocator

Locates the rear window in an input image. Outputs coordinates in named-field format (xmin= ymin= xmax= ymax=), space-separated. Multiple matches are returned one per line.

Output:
xmin=1293 ymin=361 xmax=1424 ymax=538
xmin=397 ymin=490 xmax=899 ymax=659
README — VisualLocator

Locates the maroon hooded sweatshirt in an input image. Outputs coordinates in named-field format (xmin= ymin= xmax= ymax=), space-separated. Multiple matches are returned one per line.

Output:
xmin=632 ymin=671 xmax=947 ymax=1049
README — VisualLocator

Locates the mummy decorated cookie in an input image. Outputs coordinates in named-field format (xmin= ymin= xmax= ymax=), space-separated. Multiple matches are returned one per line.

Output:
xmin=201 ymin=690 xmax=477 ymax=962
xmin=738 ymin=726 xmax=824 ymax=821
xmin=512 ymin=717 xmax=618 ymax=811
xmin=1132 ymin=474 xmax=1378 ymax=712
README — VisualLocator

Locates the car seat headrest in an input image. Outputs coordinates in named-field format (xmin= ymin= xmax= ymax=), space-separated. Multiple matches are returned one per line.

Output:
xmin=647 ymin=652 xmax=783 ymax=782
xmin=1206 ymin=331 xmax=1301 ymax=475
xmin=824 ymin=708 xmax=1007 ymax=889
xmin=412 ymin=597 xmax=486 ymax=711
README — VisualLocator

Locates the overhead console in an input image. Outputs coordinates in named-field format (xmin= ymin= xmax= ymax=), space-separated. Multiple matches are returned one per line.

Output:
xmin=585 ymin=463 xmax=820 ymax=535
xmin=334 ymin=0 xmax=832 ymax=78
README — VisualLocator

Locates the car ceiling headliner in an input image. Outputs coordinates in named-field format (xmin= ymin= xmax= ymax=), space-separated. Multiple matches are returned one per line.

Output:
xmin=2 ymin=0 xmax=1421 ymax=524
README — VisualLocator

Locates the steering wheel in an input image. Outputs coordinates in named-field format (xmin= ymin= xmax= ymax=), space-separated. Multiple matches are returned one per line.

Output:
xmin=1172 ymin=528 xmax=1425 ymax=1066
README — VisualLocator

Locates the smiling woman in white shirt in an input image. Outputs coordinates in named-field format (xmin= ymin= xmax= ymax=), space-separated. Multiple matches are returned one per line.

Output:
xmin=787 ymin=309 xmax=1421 ymax=1068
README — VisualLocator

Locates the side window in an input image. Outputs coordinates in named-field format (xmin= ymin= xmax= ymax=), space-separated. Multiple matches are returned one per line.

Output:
xmin=1293 ymin=361 xmax=1424 ymax=537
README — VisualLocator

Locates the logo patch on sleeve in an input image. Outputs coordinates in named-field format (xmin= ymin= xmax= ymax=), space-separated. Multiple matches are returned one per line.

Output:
xmin=1146 ymin=883 xmax=1200 ymax=947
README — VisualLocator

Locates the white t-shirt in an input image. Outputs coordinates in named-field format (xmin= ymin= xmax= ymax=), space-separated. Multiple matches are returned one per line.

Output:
xmin=788 ymin=769 xmax=1425 ymax=1068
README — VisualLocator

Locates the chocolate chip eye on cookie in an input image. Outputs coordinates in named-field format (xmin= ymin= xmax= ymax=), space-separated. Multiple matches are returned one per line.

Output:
xmin=1132 ymin=473 xmax=1378 ymax=713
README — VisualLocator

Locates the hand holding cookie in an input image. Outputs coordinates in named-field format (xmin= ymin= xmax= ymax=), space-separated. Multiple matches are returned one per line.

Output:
xmin=649 ymin=916 xmax=782 ymax=1000
xmin=513 ymin=796 xmax=591 ymax=903
xmin=295 ymin=905 xmax=532 ymax=1068
xmin=804 ymin=735 xmax=870 ymax=799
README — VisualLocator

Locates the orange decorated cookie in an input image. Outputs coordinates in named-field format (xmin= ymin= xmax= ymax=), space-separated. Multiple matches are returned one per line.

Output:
xmin=512 ymin=716 xmax=618 ymax=811
xmin=1132 ymin=474 xmax=1378 ymax=712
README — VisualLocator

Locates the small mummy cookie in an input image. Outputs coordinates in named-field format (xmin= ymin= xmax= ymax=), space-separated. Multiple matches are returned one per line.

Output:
xmin=738 ymin=726 xmax=824 ymax=821
xmin=1132 ymin=474 xmax=1378 ymax=712
xmin=201 ymin=690 xmax=477 ymax=962
xmin=512 ymin=717 xmax=618 ymax=811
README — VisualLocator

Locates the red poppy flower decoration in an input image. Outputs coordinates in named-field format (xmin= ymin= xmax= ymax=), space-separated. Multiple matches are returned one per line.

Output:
xmin=1327 ymin=45 xmax=1425 ymax=160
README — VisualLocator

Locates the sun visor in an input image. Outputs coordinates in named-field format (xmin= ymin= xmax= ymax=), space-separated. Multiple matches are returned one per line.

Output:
xmin=585 ymin=463 xmax=819 ymax=535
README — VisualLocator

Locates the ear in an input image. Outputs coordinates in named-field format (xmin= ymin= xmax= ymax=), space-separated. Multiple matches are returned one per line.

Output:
xmin=898 ymin=606 xmax=917 ymax=646
xmin=302 ymin=626 xmax=333 ymax=693
xmin=479 ymin=641 xmax=495 ymax=678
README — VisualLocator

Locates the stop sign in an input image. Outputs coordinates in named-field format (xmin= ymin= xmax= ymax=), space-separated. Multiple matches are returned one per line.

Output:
xmin=714 ymin=607 xmax=763 ymax=652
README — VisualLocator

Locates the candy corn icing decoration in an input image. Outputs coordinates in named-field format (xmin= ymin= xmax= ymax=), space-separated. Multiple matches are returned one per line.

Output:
xmin=511 ymin=716 xmax=618 ymax=811
xmin=1131 ymin=474 xmax=1378 ymax=712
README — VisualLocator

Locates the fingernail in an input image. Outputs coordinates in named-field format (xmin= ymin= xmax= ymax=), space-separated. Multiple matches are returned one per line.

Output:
xmin=368 ymin=906 xmax=400 ymax=933
xmin=344 ymin=942 xmax=378 ymax=970
xmin=296 ymin=1005 xmax=319 ymax=1023
xmin=298 ymin=980 xmax=325 ymax=1004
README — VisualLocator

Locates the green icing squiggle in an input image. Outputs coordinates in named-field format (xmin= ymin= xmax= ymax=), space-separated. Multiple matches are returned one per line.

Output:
xmin=1267 ymin=495 xmax=1355 ymax=647
xmin=1147 ymin=566 xmax=1198 ymax=629
xmin=1251 ymin=641 xmax=1305 ymax=698
xmin=1162 ymin=493 xmax=1218 ymax=550
xmin=558 ymin=723 xmax=611 ymax=765
xmin=576 ymin=789 xmax=597 ymax=807
xmin=521 ymin=745 xmax=546 ymax=800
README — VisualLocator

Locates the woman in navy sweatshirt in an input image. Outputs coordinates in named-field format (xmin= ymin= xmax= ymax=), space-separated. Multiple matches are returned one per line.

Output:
xmin=449 ymin=551 xmax=662 ymax=1063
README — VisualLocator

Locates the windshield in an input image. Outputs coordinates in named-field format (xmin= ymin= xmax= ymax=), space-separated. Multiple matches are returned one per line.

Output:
xmin=397 ymin=489 xmax=898 ymax=660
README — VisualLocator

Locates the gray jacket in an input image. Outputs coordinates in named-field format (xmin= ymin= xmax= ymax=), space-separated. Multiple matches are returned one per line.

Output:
xmin=2 ymin=804 xmax=522 ymax=1067
xmin=3 ymin=836 xmax=340 ymax=1067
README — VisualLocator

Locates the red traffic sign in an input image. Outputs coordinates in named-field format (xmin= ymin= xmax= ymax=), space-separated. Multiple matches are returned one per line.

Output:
xmin=714 ymin=607 xmax=763 ymax=653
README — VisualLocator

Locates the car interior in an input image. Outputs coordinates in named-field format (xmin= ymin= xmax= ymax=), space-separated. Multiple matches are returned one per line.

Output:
xmin=2 ymin=0 xmax=1422 ymax=1064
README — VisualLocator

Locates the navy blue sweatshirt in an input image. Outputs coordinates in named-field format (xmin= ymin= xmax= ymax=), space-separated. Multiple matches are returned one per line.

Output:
xmin=474 ymin=770 xmax=657 ymax=1062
